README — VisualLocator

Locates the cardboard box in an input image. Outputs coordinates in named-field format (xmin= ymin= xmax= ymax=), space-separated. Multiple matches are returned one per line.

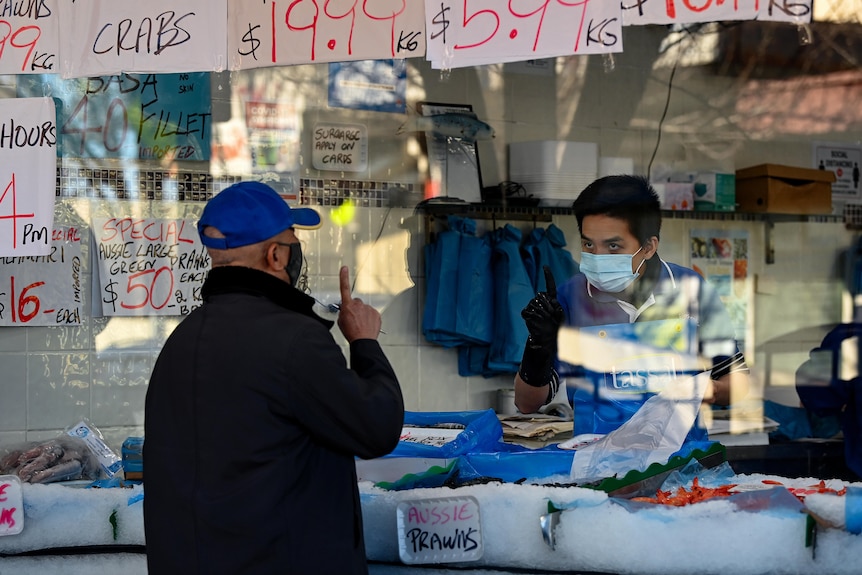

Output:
xmin=694 ymin=172 xmax=735 ymax=212
xmin=735 ymin=164 xmax=836 ymax=214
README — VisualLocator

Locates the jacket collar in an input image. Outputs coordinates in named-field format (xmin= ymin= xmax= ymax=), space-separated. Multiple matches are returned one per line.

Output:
xmin=202 ymin=266 xmax=334 ymax=329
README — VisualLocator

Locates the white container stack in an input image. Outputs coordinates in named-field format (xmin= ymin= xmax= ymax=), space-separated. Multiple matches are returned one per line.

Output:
xmin=509 ymin=140 xmax=599 ymax=206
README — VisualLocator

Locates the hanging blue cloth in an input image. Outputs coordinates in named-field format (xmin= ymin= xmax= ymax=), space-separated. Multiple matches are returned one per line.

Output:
xmin=523 ymin=224 xmax=579 ymax=292
xmin=422 ymin=216 xmax=493 ymax=347
xmin=422 ymin=225 xmax=462 ymax=347
xmin=454 ymin=223 xmax=494 ymax=346
xmin=486 ymin=224 xmax=533 ymax=373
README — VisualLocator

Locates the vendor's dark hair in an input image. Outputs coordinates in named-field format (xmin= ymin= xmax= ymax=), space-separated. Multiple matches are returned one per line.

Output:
xmin=572 ymin=175 xmax=662 ymax=244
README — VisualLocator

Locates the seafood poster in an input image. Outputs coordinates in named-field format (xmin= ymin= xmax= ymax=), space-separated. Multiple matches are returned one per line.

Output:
xmin=0 ymin=226 xmax=83 ymax=326
xmin=328 ymin=59 xmax=407 ymax=114
xmin=93 ymin=217 xmax=210 ymax=317
xmin=690 ymin=228 xmax=750 ymax=354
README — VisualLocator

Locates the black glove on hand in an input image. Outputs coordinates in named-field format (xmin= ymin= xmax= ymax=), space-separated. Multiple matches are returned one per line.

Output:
xmin=519 ymin=267 xmax=563 ymax=387
xmin=521 ymin=267 xmax=564 ymax=349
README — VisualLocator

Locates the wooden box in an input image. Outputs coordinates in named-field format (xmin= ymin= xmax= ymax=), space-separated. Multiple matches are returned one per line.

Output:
xmin=735 ymin=164 xmax=835 ymax=214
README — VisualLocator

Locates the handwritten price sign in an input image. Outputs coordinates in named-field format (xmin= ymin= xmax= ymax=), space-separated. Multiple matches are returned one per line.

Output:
xmin=621 ymin=0 xmax=812 ymax=26
xmin=0 ymin=97 xmax=56 ymax=257
xmin=0 ymin=0 xmax=59 ymax=74
xmin=57 ymin=0 xmax=227 ymax=79
xmin=424 ymin=0 xmax=622 ymax=69
xmin=228 ymin=0 xmax=426 ymax=69
xmin=18 ymin=73 xmax=212 ymax=161
xmin=94 ymin=217 xmax=210 ymax=317
xmin=0 ymin=226 xmax=83 ymax=327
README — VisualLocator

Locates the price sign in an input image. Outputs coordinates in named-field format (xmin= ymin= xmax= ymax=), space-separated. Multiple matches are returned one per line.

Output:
xmin=0 ymin=475 xmax=24 ymax=537
xmin=18 ymin=73 xmax=212 ymax=161
xmin=397 ymin=496 xmax=482 ymax=564
xmin=0 ymin=0 xmax=59 ymax=74
xmin=228 ymin=0 xmax=426 ymax=68
xmin=424 ymin=0 xmax=622 ymax=70
xmin=621 ymin=0 xmax=812 ymax=26
xmin=56 ymin=0 xmax=227 ymax=78
xmin=94 ymin=217 xmax=210 ymax=317
xmin=0 ymin=226 xmax=84 ymax=326
xmin=0 ymin=97 xmax=57 ymax=257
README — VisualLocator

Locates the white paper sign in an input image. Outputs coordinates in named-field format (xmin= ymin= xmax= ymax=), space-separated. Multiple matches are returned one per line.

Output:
xmin=0 ymin=475 xmax=24 ymax=537
xmin=57 ymin=0 xmax=228 ymax=78
xmin=312 ymin=123 xmax=367 ymax=172
xmin=813 ymin=141 xmax=862 ymax=203
xmin=424 ymin=0 xmax=622 ymax=70
xmin=621 ymin=0 xmax=812 ymax=26
xmin=0 ymin=0 xmax=59 ymax=74
xmin=227 ymin=0 xmax=426 ymax=69
xmin=93 ymin=217 xmax=209 ymax=317
xmin=397 ymin=496 xmax=482 ymax=564
xmin=0 ymin=226 xmax=83 ymax=326
xmin=0 ymin=97 xmax=56 ymax=257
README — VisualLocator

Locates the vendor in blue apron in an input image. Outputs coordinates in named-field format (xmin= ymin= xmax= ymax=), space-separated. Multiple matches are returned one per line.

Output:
xmin=513 ymin=175 xmax=750 ymax=438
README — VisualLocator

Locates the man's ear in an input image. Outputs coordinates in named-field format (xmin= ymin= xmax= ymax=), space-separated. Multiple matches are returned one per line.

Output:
xmin=264 ymin=242 xmax=281 ymax=271
xmin=643 ymin=236 xmax=659 ymax=259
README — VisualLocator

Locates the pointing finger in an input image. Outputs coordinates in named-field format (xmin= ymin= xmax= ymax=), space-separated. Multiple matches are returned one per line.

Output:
xmin=543 ymin=266 xmax=557 ymax=298
xmin=339 ymin=266 xmax=352 ymax=304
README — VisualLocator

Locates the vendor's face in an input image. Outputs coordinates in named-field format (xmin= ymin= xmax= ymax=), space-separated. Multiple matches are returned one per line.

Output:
xmin=580 ymin=214 xmax=657 ymax=271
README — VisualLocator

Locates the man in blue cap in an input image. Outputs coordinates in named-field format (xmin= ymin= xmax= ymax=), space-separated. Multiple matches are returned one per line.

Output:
xmin=144 ymin=181 xmax=404 ymax=575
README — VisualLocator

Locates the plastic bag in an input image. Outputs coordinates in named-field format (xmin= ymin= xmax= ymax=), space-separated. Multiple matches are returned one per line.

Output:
xmin=65 ymin=419 xmax=123 ymax=477
xmin=389 ymin=410 xmax=504 ymax=459
xmin=0 ymin=435 xmax=101 ymax=484
xmin=570 ymin=371 xmax=710 ymax=482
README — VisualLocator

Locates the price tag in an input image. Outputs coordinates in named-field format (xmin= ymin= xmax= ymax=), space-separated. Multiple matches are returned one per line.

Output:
xmin=0 ymin=475 xmax=24 ymax=537
xmin=397 ymin=496 xmax=482 ymax=565
xmin=93 ymin=217 xmax=209 ymax=317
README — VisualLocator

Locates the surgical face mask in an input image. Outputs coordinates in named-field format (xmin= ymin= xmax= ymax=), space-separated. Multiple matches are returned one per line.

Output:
xmin=284 ymin=242 xmax=303 ymax=287
xmin=579 ymin=247 xmax=645 ymax=293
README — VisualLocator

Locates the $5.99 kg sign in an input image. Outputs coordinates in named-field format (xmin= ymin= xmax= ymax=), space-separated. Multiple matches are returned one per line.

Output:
xmin=94 ymin=217 xmax=210 ymax=317
xmin=424 ymin=0 xmax=623 ymax=69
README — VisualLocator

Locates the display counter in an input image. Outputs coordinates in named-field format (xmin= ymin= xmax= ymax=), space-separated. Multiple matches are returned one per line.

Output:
xmin=2 ymin=466 xmax=861 ymax=574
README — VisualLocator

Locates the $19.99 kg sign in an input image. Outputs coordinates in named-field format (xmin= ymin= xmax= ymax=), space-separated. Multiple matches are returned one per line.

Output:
xmin=94 ymin=217 xmax=210 ymax=317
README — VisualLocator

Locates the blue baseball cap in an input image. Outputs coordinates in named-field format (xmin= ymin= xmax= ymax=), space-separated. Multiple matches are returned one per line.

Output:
xmin=198 ymin=181 xmax=321 ymax=249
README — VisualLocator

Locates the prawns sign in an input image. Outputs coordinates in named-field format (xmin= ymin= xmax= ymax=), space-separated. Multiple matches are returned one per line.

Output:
xmin=93 ymin=217 xmax=210 ymax=317
xmin=0 ymin=0 xmax=59 ymax=74
xmin=0 ymin=476 xmax=24 ymax=537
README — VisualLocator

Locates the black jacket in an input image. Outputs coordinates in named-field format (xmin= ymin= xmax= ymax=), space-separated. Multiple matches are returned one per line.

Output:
xmin=143 ymin=266 xmax=404 ymax=574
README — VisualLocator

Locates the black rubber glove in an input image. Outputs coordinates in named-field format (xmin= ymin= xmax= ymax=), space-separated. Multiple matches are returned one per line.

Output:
xmin=519 ymin=267 xmax=563 ymax=387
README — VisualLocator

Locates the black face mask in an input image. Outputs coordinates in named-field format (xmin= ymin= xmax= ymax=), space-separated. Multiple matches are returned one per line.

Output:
xmin=284 ymin=242 xmax=303 ymax=287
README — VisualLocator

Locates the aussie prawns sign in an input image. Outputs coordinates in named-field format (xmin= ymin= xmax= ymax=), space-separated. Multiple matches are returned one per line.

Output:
xmin=94 ymin=216 xmax=210 ymax=317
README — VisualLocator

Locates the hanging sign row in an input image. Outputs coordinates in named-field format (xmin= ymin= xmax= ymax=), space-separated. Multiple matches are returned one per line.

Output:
xmin=3 ymin=0 xmax=813 ymax=77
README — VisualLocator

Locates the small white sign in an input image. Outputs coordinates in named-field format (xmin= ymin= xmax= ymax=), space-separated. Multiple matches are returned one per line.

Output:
xmin=397 ymin=496 xmax=482 ymax=565
xmin=0 ymin=475 xmax=24 ymax=536
xmin=311 ymin=123 xmax=367 ymax=172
